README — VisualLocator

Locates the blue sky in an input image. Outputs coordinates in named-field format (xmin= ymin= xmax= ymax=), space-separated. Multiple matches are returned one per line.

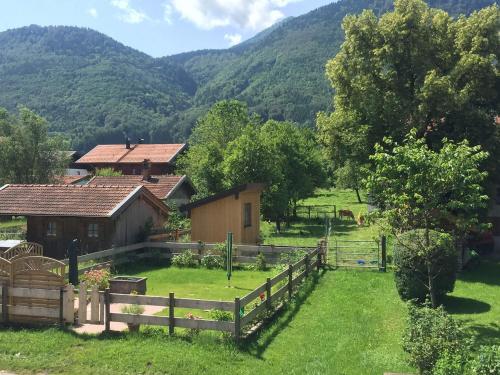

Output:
xmin=0 ymin=0 xmax=334 ymax=57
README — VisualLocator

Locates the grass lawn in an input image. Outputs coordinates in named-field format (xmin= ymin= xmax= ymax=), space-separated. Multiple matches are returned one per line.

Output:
xmin=261 ymin=189 xmax=379 ymax=248
xmin=0 ymin=260 xmax=498 ymax=374
xmin=0 ymin=218 xmax=26 ymax=232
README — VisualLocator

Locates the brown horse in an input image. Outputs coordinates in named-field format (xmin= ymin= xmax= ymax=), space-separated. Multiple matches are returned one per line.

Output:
xmin=338 ymin=209 xmax=355 ymax=221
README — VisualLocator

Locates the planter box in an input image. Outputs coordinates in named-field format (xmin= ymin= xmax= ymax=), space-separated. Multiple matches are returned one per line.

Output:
xmin=109 ymin=276 xmax=147 ymax=295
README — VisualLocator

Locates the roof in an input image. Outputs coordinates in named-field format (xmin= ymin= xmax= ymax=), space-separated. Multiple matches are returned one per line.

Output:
xmin=0 ymin=184 xmax=168 ymax=218
xmin=75 ymin=144 xmax=186 ymax=165
xmin=56 ymin=175 xmax=90 ymax=185
xmin=180 ymin=183 xmax=265 ymax=212
xmin=87 ymin=175 xmax=196 ymax=200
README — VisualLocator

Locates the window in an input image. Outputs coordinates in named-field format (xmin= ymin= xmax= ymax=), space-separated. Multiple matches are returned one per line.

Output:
xmin=244 ymin=203 xmax=252 ymax=228
xmin=88 ymin=223 xmax=99 ymax=238
xmin=47 ymin=222 xmax=57 ymax=237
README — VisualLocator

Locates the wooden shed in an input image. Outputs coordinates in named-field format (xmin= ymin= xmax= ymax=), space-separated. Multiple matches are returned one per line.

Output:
xmin=181 ymin=183 xmax=264 ymax=245
xmin=0 ymin=184 xmax=169 ymax=259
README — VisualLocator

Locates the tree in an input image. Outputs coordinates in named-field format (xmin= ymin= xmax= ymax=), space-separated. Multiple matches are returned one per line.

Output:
xmin=178 ymin=100 xmax=257 ymax=198
xmin=222 ymin=121 xmax=326 ymax=231
xmin=0 ymin=107 xmax=69 ymax=185
xmin=319 ymin=0 xmax=499 ymax=181
xmin=94 ymin=168 xmax=123 ymax=177
xmin=365 ymin=130 xmax=488 ymax=306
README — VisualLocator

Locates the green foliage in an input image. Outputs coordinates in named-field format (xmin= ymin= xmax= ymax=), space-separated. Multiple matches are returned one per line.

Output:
xmin=394 ymin=230 xmax=457 ymax=304
xmin=280 ymin=249 xmax=308 ymax=265
xmin=209 ymin=309 xmax=233 ymax=322
xmin=94 ymin=168 xmax=123 ymax=177
xmin=433 ymin=350 xmax=469 ymax=375
xmin=366 ymin=130 xmax=489 ymax=234
xmin=403 ymin=303 xmax=471 ymax=375
xmin=121 ymin=303 xmax=145 ymax=315
xmin=255 ymin=252 xmax=267 ymax=271
xmin=80 ymin=268 xmax=111 ymax=291
xmin=201 ymin=251 xmax=224 ymax=270
xmin=172 ymin=250 xmax=198 ymax=268
xmin=164 ymin=202 xmax=190 ymax=232
xmin=470 ymin=345 xmax=500 ymax=375
xmin=0 ymin=107 xmax=69 ymax=185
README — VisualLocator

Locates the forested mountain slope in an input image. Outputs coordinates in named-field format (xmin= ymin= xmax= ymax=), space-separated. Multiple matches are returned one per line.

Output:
xmin=0 ymin=0 xmax=495 ymax=150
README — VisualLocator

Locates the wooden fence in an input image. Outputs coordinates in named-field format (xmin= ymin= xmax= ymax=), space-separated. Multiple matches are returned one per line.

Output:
xmin=63 ymin=241 xmax=320 ymax=275
xmin=99 ymin=247 xmax=323 ymax=340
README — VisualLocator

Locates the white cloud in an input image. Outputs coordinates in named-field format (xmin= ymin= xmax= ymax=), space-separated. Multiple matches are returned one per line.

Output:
xmin=170 ymin=0 xmax=303 ymax=31
xmin=110 ymin=0 xmax=149 ymax=24
xmin=87 ymin=8 xmax=98 ymax=18
xmin=224 ymin=33 xmax=242 ymax=46
xmin=163 ymin=3 xmax=173 ymax=24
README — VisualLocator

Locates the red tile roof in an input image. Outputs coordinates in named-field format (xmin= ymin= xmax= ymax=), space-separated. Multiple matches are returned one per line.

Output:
xmin=87 ymin=175 xmax=194 ymax=200
xmin=75 ymin=144 xmax=186 ymax=164
xmin=0 ymin=184 xmax=168 ymax=218
xmin=56 ymin=175 xmax=89 ymax=185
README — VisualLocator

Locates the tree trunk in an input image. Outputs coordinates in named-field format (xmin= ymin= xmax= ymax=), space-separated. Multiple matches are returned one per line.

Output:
xmin=427 ymin=261 xmax=437 ymax=308
xmin=355 ymin=188 xmax=362 ymax=203
xmin=276 ymin=219 xmax=281 ymax=233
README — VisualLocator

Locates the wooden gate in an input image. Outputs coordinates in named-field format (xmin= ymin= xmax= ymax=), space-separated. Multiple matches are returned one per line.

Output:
xmin=333 ymin=239 xmax=380 ymax=269
xmin=0 ymin=255 xmax=71 ymax=324
xmin=2 ymin=242 xmax=43 ymax=261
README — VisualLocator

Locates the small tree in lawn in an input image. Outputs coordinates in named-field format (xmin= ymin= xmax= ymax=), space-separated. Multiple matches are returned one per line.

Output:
xmin=365 ymin=129 xmax=488 ymax=307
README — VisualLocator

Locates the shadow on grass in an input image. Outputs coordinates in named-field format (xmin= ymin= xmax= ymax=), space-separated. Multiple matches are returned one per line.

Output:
xmin=458 ymin=260 xmax=500 ymax=287
xmin=442 ymin=295 xmax=491 ymax=314
xmin=239 ymin=269 xmax=326 ymax=359
xmin=467 ymin=322 xmax=500 ymax=346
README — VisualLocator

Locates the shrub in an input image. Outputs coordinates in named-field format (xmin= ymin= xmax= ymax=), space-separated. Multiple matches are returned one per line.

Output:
xmin=121 ymin=304 xmax=145 ymax=315
xmin=394 ymin=230 xmax=457 ymax=304
xmin=280 ymin=249 xmax=308 ymax=265
xmin=433 ymin=350 xmax=469 ymax=375
xmin=209 ymin=309 xmax=232 ymax=322
xmin=403 ymin=303 xmax=470 ymax=375
xmin=470 ymin=345 xmax=500 ymax=375
xmin=201 ymin=252 xmax=224 ymax=269
xmin=81 ymin=268 xmax=110 ymax=290
xmin=172 ymin=250 xmax=198 ymax=268
xmin=255 ymin=252 xmax=267 ymax=271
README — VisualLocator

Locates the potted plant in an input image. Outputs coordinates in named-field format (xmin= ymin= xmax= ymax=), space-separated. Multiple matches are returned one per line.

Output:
xmin=121 ymin=303 xmax=144 ymax=332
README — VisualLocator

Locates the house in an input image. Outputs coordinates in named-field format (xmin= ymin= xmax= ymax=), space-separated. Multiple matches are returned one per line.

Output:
xmin=0 ymin=184 xmax=169 ymax=259
xmin=56 ymin=175 xmax=91 ymax=185
xmin=181 ymin=183 xmax=265 ymax=245
xmin=87 ymin=172 xmax=196 ymax=207
xmin=74 ymin=140 xmax=186 ymax=175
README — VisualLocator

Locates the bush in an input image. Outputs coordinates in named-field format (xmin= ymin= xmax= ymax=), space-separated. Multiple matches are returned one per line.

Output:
xmin=433 ymin=350 xmax=469 ymax=375
xmin=403 ymin=303 xmax=470 ymax=375
xmin=172 ymin=250 xmax=198 ymax=268
xmin=209 ymin=309 xmax=232 ymax=321
xmin=81 ymin=268 xmax=111 ymax=290
xmin=201 ymin=252 xmax=224 ymax=269
xmin=255 ymin=252 xmax=267 ymax=271
xmin=121 ymin=304 xmax=145 ymax=315
xmin=280 ymin=249 xmax=308 ymax=265
xmin=394 ymin=230 xmax=457 ymax=304
xmin=470 ymin=345 xmax=500 ymax=375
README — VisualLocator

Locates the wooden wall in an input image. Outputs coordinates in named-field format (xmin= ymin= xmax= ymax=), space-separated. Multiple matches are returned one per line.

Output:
xmin=113 ymin=196 xmax=167 ymax=247
xmin=190 ymin=190 xmax=261 ymax=244
xmin=27 ymin=217 xmax=113 ymax=259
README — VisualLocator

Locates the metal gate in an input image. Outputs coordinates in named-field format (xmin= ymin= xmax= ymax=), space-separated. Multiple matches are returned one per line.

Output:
xmin=333 ymin=239 xmax=380 ymax=269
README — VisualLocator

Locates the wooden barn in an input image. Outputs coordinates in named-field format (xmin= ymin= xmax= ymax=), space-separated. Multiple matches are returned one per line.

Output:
xmin=181 ymin=183 xmax=264 ymax=245
xmin=74 ymin=141 xmax=186 ymax=175
xmin=0 ymin=184 xmax=169 ymax=259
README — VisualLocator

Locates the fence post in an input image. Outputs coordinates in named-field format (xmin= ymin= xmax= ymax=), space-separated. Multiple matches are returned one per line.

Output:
xmin=59 ymin=287 xmax=64 ymax=328
xmin=2 ymin=283 xmax=8 ymax=324
xmin=104 ymin=288 xmax=110 ymax=332
xmin=197 ymin=241 xmax=204 ymax=266
xmin=90 ymin=285 xmax=99 ymax=323
xmin=234 ymin=297 xmax=241 ymax=342
xmin=288 ymin=265 xmax=293 ymax=300
xmin=78 ymin=282 xmax=87 ymax=325
xmin=266 ymin=278 xmax=272 ymax=310
xmin=169 ymin=292 xmax=175 ymax=336
xmin=317 ymin=250 xmax=322 ymax=271
xmin=380 ymin=236 xmax=387 ymax=272
xmin=64 ymin=284 xmax=75 ymax=324
xmin=305 ymin=254 xmax=310 ymax=278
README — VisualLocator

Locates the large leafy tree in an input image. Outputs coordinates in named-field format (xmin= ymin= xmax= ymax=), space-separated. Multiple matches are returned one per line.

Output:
xmin=365 ymin=130 xmax=489 ymax=306
xmin=0 ymin=107 xmax=69 ymax=185
xmin=178 ymin=100 xmax=257 ymax=198
xmin=318 ymin=0 xmax=500 ymax=182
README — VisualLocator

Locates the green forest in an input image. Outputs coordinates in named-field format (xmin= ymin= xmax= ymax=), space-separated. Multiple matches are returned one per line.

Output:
xmin=0 ymin=0 xmax=495 ymax=151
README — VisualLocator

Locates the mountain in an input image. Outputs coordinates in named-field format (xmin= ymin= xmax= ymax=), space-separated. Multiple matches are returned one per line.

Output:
xmin=0 ymin=0 xmax=496 ymax=151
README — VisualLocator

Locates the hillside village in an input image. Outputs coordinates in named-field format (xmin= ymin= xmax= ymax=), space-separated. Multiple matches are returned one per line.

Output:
xmin=0 ymin=0 xmax=499 ymax=374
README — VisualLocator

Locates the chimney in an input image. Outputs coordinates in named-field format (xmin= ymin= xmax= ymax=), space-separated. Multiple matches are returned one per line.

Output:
xmin=142 ymin=159 xmax=151 ymax=181
xmin=126 ymin=137 xmax=131 ymax=149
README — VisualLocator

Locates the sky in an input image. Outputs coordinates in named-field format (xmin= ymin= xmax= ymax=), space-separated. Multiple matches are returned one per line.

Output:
xmin=0 ymin=0 xmax=334 ymax=57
